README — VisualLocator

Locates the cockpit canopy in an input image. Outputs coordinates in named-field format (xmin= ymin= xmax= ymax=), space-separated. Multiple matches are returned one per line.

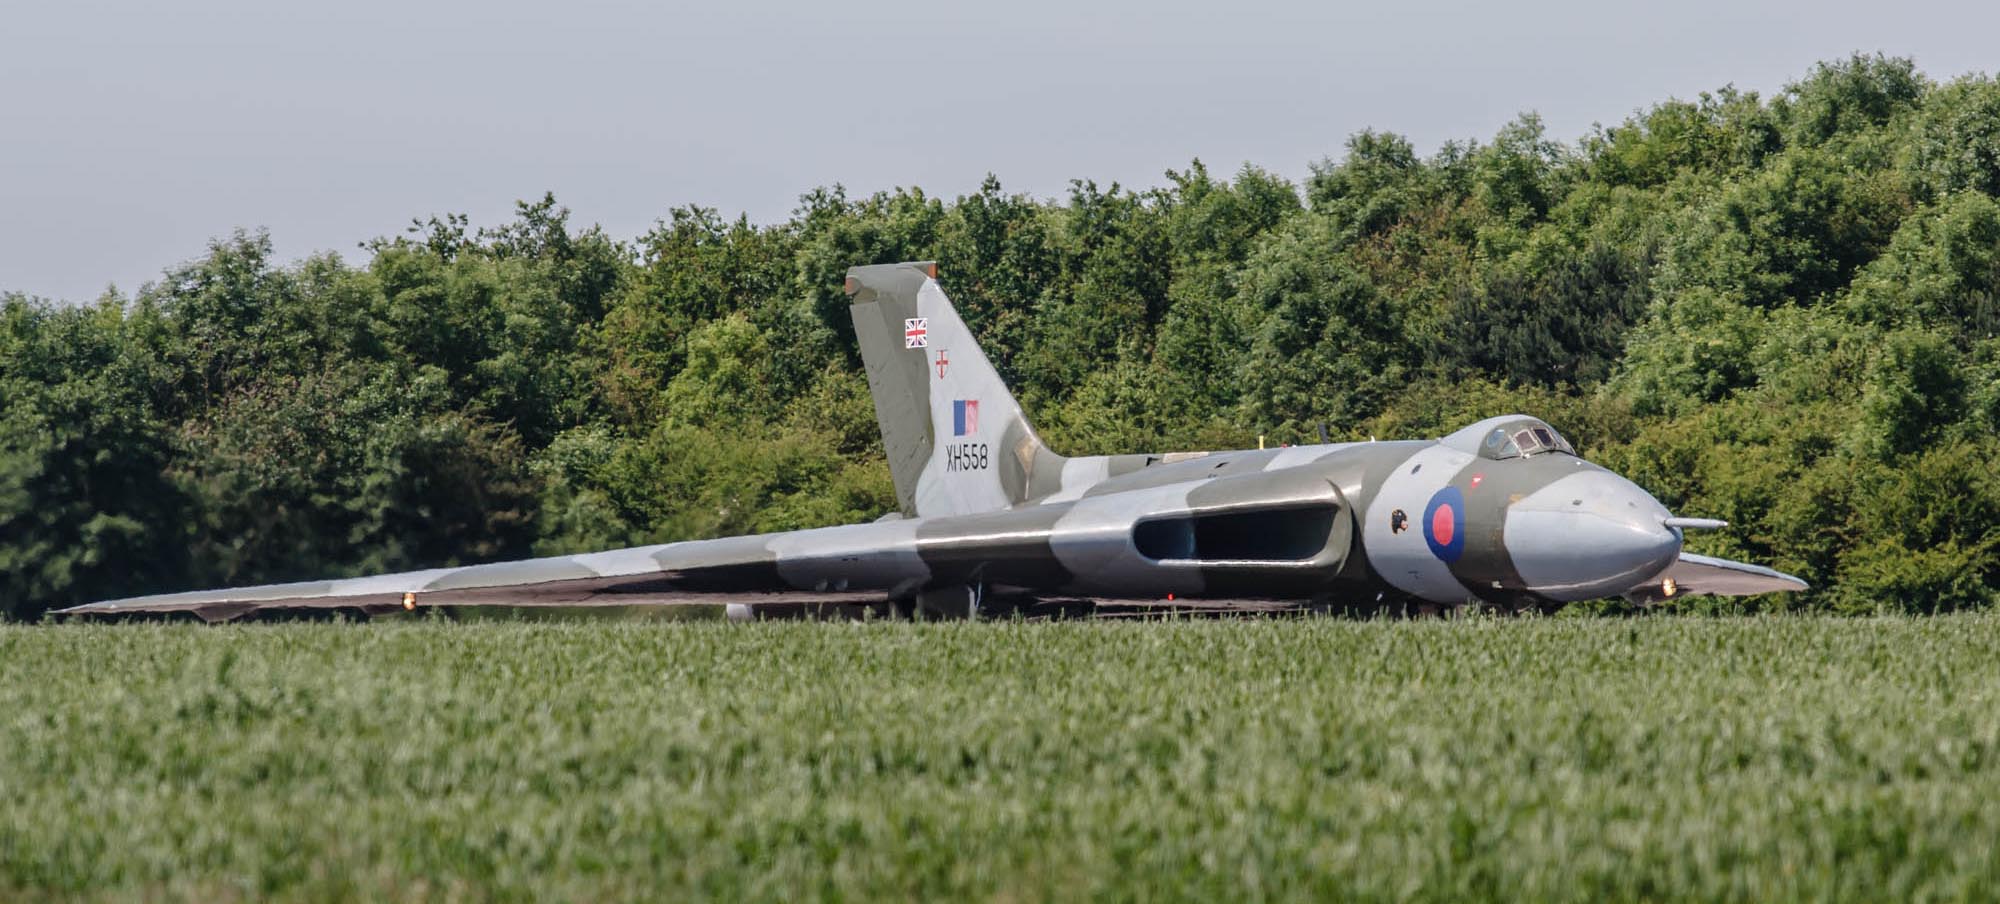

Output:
xmin=1439 ymin=415 xmax=1577 ymax=461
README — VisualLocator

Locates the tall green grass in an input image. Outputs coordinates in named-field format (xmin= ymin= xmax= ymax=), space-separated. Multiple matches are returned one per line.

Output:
xmin=4 ymin=616 xmax=1999 ymax=901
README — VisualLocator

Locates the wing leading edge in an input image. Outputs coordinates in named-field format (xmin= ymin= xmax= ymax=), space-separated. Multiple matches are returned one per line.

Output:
xmin=55 ymin=497 xmax=1106 ymax=622
xmin=54 ymin=530 xmax=900 ymax=622
xmin=1622 ymin=552 xmax=1809 ymax=604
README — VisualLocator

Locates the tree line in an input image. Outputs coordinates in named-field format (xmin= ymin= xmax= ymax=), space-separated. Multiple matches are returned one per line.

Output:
xmin=4 ymin=54 xmax=1998 ymax=618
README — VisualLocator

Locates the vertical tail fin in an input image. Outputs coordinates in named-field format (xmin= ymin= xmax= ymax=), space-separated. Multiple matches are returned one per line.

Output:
xmin=846 ymin=262 xmax=1064 ymax=518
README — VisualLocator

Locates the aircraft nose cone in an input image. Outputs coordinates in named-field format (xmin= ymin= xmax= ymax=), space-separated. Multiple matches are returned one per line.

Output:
xmin=1503 ymin=470 xmax=1681 ymax=602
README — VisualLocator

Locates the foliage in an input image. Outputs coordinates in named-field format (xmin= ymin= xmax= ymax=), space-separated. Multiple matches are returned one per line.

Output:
xmin=8 ymin=617 xmax=2000 ymax=899
xmin=5 ymin=54 xmax=2000 ymax=616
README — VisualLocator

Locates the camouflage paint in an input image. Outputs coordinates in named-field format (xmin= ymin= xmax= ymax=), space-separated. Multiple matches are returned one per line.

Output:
xmin=58 ymin=263 xmax=1805 ymax=622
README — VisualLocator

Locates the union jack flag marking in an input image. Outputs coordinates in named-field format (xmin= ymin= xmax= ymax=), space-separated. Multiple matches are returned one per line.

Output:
xmin=904 ymin=318 xmax=928 ymax=348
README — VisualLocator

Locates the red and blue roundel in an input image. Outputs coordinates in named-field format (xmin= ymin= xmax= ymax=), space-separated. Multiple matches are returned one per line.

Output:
xmin=1423 ymin=486 xmax=1466 ymax=563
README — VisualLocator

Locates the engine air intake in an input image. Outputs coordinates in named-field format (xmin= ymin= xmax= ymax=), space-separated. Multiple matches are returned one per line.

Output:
xmin=1133 ymin=504 xmax=1340 ymax=563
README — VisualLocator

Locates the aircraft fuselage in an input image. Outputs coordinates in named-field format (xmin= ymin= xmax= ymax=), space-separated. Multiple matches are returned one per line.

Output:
xmin=654 ymin=418 xmax=1684 ymax=613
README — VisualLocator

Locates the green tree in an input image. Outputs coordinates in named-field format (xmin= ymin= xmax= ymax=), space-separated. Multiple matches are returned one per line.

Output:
xmin=1237 ymin=220 xmax=1413 ymax=431
xmin=1909 ymin=75 xmax=2000 ymax=198
xmin=1776 ymin=53 xmax=1926 ymax=148
xmin=0 ymin=298 xmax=188 ymax=616
xmin=1844 ymin=191 xmax=2000 ymax=339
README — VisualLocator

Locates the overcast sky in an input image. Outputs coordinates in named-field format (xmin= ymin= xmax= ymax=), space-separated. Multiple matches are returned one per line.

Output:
xmin=2 ymin=0 xmax=1995 ymax=303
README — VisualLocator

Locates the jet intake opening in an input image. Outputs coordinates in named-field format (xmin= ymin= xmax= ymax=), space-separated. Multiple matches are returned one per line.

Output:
xmin=1133 ymin=505 xmax=1338 ymax=563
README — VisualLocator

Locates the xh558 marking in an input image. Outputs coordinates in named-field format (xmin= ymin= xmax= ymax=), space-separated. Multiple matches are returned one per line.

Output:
xmin=61 ymin=261 xmax=1804 ymax=622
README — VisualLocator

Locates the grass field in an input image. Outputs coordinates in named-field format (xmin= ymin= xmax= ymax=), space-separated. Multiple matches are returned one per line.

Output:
xmin=5 ymin=615 xmax=2000 ymax=902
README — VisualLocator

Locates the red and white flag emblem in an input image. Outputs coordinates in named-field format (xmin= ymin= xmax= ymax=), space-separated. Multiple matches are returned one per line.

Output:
xmin=904 ymin=318 xmax=928 ymax=348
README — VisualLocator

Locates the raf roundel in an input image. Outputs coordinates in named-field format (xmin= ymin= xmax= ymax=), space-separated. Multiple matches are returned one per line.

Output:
xmin=1422 ymin=486 xmax=1466 ymax=563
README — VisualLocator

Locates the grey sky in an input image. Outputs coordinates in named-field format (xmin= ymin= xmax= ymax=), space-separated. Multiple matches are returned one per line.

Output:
xmin=2 ymin=0 xmax=1994 ymax=303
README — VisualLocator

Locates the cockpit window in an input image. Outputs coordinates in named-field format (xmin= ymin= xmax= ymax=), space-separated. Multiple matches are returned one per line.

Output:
xmin=1480 ymin=430 xmax=1520 ymax=460
xmin=1510 ymin=426 xmax=1575 ymax=457
xmin=1442 ymin=416 xmax=1578 ymax=459
xmin=1481 ymin=429 xmax=1520 ymax=460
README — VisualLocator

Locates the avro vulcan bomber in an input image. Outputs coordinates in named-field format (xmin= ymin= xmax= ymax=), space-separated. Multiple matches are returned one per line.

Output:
xmin=62 ymin=261 xmax=1804 ymax=621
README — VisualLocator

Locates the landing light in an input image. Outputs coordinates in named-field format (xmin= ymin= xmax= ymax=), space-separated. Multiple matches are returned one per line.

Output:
xmin=1661 ymin=577 xmax=1678 ymax=598
xmin=402 ymin=592 xmax=417 ymax=611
